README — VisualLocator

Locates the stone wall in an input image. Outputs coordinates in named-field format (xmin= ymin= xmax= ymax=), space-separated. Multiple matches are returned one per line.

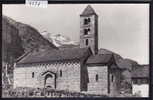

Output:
xmin=87 ymin=66 xmax=108 ymax=95
xmin=109 ymin=67 xmax=121 ymax=97
xmin=14 ymin=61 xmax=81 ymax=92
xmin=56 ymin=61 xmax=81 ymax=91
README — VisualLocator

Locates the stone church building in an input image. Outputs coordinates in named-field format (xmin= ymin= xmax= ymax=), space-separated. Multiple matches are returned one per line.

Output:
xmin=14 ymin=5 xmax=121 ymax=96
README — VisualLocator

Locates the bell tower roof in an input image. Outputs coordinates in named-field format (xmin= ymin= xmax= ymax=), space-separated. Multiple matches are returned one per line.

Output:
xmin=80 ymin=5 xmax=97 ymax=16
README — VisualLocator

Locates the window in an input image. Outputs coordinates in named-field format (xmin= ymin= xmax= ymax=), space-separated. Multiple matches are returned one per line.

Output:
xmin=111 ymin=75 xmax=113 ymax=82
xmin=84 ymin=18 xmax=91 ymax=25
xmin=84 ymin=28 xmax=90 ymax=35
xmin=60 ymin=70 xmax=62 ymax=77
xmin=86 ymin=39 xmax=88 ymax=46
xmin=32 ymin=72 xmax=34 ymax=78
xmin=96 ymin=74 xmax=98 ymax=82
xmin=84 ymin=19 xmax=88 ymax=25
xmin=84 ymin=29 xmax=88 ymax=35
xmin=88 ymin=18 xmax=91 ymax=23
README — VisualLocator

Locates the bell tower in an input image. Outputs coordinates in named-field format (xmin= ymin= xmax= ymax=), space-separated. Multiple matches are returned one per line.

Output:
xmin=80 ymin=5 xmax=98 ymax=55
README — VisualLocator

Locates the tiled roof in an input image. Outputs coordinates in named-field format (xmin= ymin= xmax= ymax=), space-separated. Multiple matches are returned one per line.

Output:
xmin=80 ymin=5 xmax=97 ymax=16
xmin=17 ymin=47 xmax=91 ymax=64
xmin=86 ymin=54 xmax=113 ymax=65
xmin=132 ymin=65 xmax=149 ymax=78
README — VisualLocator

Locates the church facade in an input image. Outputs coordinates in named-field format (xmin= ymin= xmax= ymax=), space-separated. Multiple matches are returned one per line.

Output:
xmin=13 ymin=5 xmax=121 ymax=96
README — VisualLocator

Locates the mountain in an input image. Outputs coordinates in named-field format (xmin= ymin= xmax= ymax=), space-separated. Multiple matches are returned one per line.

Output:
xmin=2 ymin=15 xmax=57 ymax=89
xmin=117 ymin=58 xmax=138 ymax=71
xmin=2 ymin=15 xmax=57 ymax=62
xmin=3 ymin=16 xmax=23 ymax=63
xmin=41 ymin=31 xmax=79 ymax=48
xmin=98 ymin=48 xmax=138 ymax=70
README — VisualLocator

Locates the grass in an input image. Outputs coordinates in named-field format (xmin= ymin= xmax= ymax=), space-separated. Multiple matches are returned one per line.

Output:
xmin=2 ymin=87 xmax=108 ymax=98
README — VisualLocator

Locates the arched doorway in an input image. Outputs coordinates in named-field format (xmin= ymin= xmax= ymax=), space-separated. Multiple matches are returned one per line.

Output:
xmin=42 ymin=71 xmax=56 ymax=89
xmin=45 ymin=74 xmax=53 ymax=88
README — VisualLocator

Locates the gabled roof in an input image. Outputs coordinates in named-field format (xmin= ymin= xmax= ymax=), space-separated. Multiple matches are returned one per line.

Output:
xmin=17 ymin=47 xmax=91 ymax=64
xmin=132 ymin=65 xmax=149 ymax=78
xmin=80 ymin=5 xmax=97 ymax=16
xmin=86 ymin=54 xmax=113 ymax=65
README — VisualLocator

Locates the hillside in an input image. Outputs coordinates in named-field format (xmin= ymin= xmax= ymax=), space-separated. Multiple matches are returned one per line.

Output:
xmin=2 ymin=15 xmax=57 ymax=90
xmin=2 ymin=16 xmax=57 ymax=62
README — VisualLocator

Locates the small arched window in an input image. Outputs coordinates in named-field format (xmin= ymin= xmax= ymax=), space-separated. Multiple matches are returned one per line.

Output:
xmin=84 ymin=18 xmax=88 ymax=25
xmin=86 ymin=39 xmax=88 ymax=46
xmin=84 ymin=29 xmax=88 ymax=35
xmin=84 ymin=28 xmax=90 ymax=35
xmin=84 ymin=18 xmax=91 ymax=25
xmin=112 ymin=75 xmax=114 ymax=82
xmin=32 ymin=72 xmax=34 ymax=78
xmin=60 ymin=70 xmax=62 ymax=77
xmin=88 ymin=18 xmax=91 ymax=23
xmin=96 ymin=74 xmax=98 ymax=82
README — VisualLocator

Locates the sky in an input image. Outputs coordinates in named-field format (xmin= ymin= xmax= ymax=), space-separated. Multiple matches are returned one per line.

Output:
xmin=3 ymin=4 xmax=149 ymax=64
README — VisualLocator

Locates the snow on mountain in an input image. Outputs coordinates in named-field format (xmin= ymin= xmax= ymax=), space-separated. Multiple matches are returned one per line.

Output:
xmin=41 ymin=31 xmax=79 ymax=47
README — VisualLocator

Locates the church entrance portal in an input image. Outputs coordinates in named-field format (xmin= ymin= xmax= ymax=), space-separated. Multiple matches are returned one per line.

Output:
xmin=45 ymin=74 xmax=53 ymax=88
xmin=42 ymin=71 xmax=56 ymax=89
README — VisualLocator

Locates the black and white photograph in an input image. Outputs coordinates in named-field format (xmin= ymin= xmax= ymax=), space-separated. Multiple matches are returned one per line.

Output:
xmin=2 ymin=4 xmax=149 ymax=97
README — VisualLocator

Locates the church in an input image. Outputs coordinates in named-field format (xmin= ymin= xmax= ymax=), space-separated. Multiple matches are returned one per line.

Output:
xmin=13 ymin=5 xmax=122 ymax=96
